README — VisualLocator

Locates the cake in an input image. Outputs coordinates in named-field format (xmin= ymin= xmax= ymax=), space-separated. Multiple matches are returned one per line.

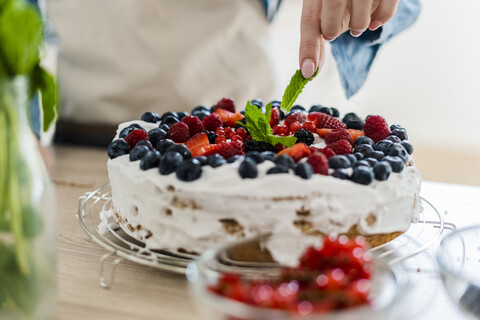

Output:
xmin=105 ymin=97 xmax=422 ymax=255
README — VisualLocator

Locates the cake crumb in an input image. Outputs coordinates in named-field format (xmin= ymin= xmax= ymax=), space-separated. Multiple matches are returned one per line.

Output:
xmin=219 ymin=219 xmax=244 ymax=235
xmin=296 ymin=206 xmax=311 ymax=217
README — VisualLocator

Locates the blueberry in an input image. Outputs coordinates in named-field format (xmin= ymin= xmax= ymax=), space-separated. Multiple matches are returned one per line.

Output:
xmin=192 ymin=105 xmax=209 ymax=114
xmin=390 ymin=124 xmax=406 ymax=132
xmin=176 ymin=159 xmax=202 ymax=182
xmin=366 ymin=150 xmax=385 ymax=161
xmin=383 ymin=156 xmax=405 ymax=173
xmin=246 ymin=151 xmax=264 ymax=164
xmin=342 ymin=113 xmax=364 ymax=130
xmin=386 ymin=135 xmax=402 ymax=143
xmin=194 ymin=156 xmax=208 ymax=166
xmin=141 ymin=112 xmax=160 ymax=123
xmin=159 ymin=123 xmax=170 ymax=132
xmin=129 ymin=145 xmax=150 ymax=161
xmin=160 ymin=112 xmax=179 ymax=122
xmin=342 ymin=112 xmax=360 ymax=123
xmin=159 ymin=152 xmax=184 ymax=175
xmin=384 ymin=143 xmax=409 ymax=164
xmin=261 ymin=151 xmax=276 ymax=162
xmin=207 ymin=154 xmax=227 ymax=168
xmin=136 ymin=140 xmax=154 ymax=150
xmin=165 ymin=144 xmax=192 ymax=160
xmin=250 ymin=99 xmax=263 ymax=108
xmin=374 ymin=140 xmax=394 ymax=153
xmin=354 ymin=152 xmax=364 ymax=161
xmin=176 ymin=112 xmax=189 ymax=120
xmin=270 ymin=100 xmax=281 ymax=108
xmin=330 ymin=107 xmax=340 ymax=118
xmin=279 ymin=109 xmax=286 ymax=120
xmin=290 ymin=105 xmax=306 ymax=112
xmin=274 ymin=155 xmax=295 ymax=169
xmin=162 ymin=115 xmax=180 ymax=127
xmin=227 ymin=155 xmax=244 ymax=163
xmin=391 ymin=129 xmax=408 ymax=141
xmin=332 ymin=168 xmax=350 ymax=180
xmin=353 ymin=144 xmax=374 ymax=156
xmin=373 ymin=161 xmax=392 ymax=181
xmin=309 ymin=104 xmax=325 ymax=113
xmin=364 ymin=158 xmax=378 ymax=166
xmin=119 ymin=123 xmax=145 ymax=139
xmin=351 ymin=166 xmax=374 ymax=185
xmin=294 ymin=162 xmax=313 ymax=179
xmin=352 ymin=160 xmax=371 ymax=169
xmin=108 ymin=139 xmax=131 ymax=159
xmin=140 ymin=151 xmax=161 ymax=170
xmin=401 ymin=141 xmax=414 ymax=155
xmin=267 ymin=165 xmax=290 ymax=175
xmin=192 ymin=110 xmax=210 ymax=121
xmin=155 ymin=139 xmax=175 ymax=154
xmin=317 ymin=106 xmax=332 ymax=116
xmin=210 ymin=105 xmax=217 ymax=113
xmin=240 ymin=110 xmax=245 ymax=115
xmin=346 ymin=154 xmax=357 ymax=164
xmin=148 ymin=128 xmax=167 ymax=146
xmin=354 ymin=136 xmax=374 ymax=147
xmin=205 ymin=131 xmax=218 ymax=144
xmin=238 ymin=158 xmax=258 ymax=179
xmin=328 ymin=155 xmax=351 ymax=169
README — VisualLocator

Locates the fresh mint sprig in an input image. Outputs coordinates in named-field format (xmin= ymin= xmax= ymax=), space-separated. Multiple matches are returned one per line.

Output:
xmin=280 ymin=68 xmax=318 ymax=113
xmin=238 ymin=68 xmax=318 ymax=147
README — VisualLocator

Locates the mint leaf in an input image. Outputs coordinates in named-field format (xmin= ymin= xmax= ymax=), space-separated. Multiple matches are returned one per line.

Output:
xmin=31 ymin=66 xmax=58 ymax=131
xmin=280 ymin=68 xmax=318 ymax=113
xmin=269 ymin=135 xmax=297 ymax=148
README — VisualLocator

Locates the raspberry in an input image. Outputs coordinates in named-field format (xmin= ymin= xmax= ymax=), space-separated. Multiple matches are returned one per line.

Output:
xmin=124 ymin=129 xmax=149 ymax=149
xmin=235 ymin=127 xmax=248 ymax=140
xmin=215 ymin=126 xmax=225 ymax=136
xmin=307 ymin=152 xmax=329 ymax=175
xmin=202 ymin=113 xmax=223 ymax=131
xmin=363 ymin=115 xmax=390 ymax=143
xmin=327 ymin=140 xmax=353 ymax=155
xmin=167 ymin=122 xmax=190 ymax=143
xmin=182 ymin=115 xmax=205 ymax=136
xmin=285 ymin=113 xmax=307 ymax=128
xmin=309 ymin=112 xmax=346 ymax=129
xmin=215 ymin=135 xmax=227 ymax=144
xmin=270 ymin=107 xmax=281 ymax=127
xmin=217 ymin=140 xmax=244 ymax=159
xmin=272 ymin=125 xmax=289 ymax=136
xmin=320 ymin=147 xmax=336 ymax=159
xmin=215 ymin=97 xmax=236 ymax=113
xmin=324 ymin=129 xmax=353 ymax=145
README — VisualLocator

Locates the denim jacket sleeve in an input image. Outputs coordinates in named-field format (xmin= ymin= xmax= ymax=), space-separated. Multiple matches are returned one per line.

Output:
xmin=330 ymin=0 xmax=422 ymax=98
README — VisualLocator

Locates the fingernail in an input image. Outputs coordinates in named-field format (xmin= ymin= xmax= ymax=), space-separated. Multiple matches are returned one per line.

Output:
xmin=350 ymin=30 xmax=362 ymax=37
xmin=301 ymin=58 xmax=315 ymax=79
xmin=369 ymin=20 xmax=382 ymax=31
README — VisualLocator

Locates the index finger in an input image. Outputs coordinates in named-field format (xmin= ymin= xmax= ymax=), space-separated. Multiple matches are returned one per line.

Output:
xmin=299 ymin=0 xmax=322 ymax=78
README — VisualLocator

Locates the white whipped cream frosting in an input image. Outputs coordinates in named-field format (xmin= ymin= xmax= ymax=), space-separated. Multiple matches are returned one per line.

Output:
xmin=106 ymin=120 xmax=422 ymax=256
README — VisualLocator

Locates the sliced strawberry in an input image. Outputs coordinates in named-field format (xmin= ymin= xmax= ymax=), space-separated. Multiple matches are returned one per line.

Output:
xmin=288 ymin=143 xmax=311 ymax=162
xmin=347 ymin=129 xmax=365 ymax=142
xmin=186 ymin=132 xmax=210 ymax=149
xmin=202 ymin=144 xmax=222 ymax=157
xmin=316 ymin=128 xmax=334 ymax=138
xmin=215 ymin=108 xmax=244 ymax=127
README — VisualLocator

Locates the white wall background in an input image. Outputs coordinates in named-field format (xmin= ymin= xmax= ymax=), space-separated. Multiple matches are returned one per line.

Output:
xmin=270 ymin=0 xmax=480 ymax=154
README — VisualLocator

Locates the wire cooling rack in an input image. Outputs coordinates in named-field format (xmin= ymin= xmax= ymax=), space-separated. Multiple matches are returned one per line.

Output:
xmin=78 ymin=184 xmax=456 ymax=288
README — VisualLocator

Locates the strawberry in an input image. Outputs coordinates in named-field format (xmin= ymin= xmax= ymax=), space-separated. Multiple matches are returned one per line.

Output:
xmin=167 ymin=122 xmax=190 ymax=143
xmin=309 ymin=112 xmax=346 ymax=129
xmin=363 ymin=115 xmax=390 ymax=143
xmin=215 ymin=108 xmax=244 ymax=127
xmin=215 ymin=97 xmax=236 ymax=113
xmin=288 ymin=143 xmax=311 ymax=162
xmin=182 ymin=115 xmax=205 ymax=136
xmin=290 ymin=121 xmax=302 ymax=134
xmin=307 ymin=152 xmax=329 ymax=175
xmin=316 ymin=128 xmax=333 ymax=137
xmin=270 ymin=107 xmax=281 ymax=127
xmin=327 ymin=140 xmax=353 ymax=155
xmin=347 ymin=129 xmax=365 ymax=142
xmin=186 ymin=132 xmax=211 ymax=156
xmin=324 ymin=129 xmax=353 ymax=145
xmin=124 ymin=129 xmax=149 ymax=149
xmin=285 ymin=112 xmax=307 ymax=128
xmin=216 ymin=140 xmax=244 ymax=159
xmin=202 ymin=144 xmax=222 ymax=157
xmin=202 ymin=113 xmax=223 ymax=131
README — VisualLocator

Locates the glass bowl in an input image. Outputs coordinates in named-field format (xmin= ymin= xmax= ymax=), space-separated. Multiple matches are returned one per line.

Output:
xmin=437 ymin=225 xmax=480 ymax=319
xmin=187 ymin=234 xmax=408 ymax=320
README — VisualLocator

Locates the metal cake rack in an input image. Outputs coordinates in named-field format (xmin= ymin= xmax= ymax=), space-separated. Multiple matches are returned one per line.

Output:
xmin=78 ymin=184 xmax=456 ymax=288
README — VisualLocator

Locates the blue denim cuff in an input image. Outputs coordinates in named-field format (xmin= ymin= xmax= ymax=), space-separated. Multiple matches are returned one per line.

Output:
xmin=330 ymin=0 xmax=422 ymax=98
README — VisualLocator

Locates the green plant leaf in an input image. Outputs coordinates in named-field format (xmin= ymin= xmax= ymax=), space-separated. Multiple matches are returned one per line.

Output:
xmin=280 ymin=68 xmax=319 ymax=113
xmin=32 ymin=66 xmax=58 ymax=131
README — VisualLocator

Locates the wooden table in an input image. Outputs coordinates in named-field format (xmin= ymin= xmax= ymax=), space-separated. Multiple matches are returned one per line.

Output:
xmin=52 ymin=145 xmax=480 ymax=320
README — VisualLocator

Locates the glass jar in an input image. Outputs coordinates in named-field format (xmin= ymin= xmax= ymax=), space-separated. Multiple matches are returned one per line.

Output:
xmin=0 ymin=77 xmax=57 ymax=319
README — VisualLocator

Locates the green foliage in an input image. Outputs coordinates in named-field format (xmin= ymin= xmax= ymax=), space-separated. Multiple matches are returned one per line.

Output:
xmin=280 ymin=68 xmax=318 ymax=113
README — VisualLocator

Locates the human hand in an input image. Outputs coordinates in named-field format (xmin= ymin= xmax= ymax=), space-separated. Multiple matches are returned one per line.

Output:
xmin=299 ymin=0 xmax=400 ymax=78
